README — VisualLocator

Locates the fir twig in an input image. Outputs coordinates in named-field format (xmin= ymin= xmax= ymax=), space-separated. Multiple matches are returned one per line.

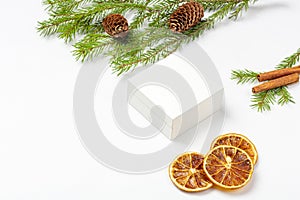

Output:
xmin=38 ymin=2 xmax=149 ymax=42
xmin=231 ymin=69 xmax=258 ymax=84
xmin=232 ymin=48 xmax=299 ymax=112
xmin=277 ymin=86 xmax=295 ymax=106
xmin=276 ymin=48 xmax=300 ymax=69
xmin=250 ymin=89 xmax=275 ymax=112
xmin=229 ymin=0 xmax=258 ymax=20
xmin=38 ymin=0 xmax=258 ymax=74
xmin=184 ymin=2 xmax=237 ymax=40
xmin=108 ymin=28 xmax=183 ymax=75
xmin=112 ymin=0 xmax=258 ymax=74
xmin=72 ymin=33 xmax=113 ymax=61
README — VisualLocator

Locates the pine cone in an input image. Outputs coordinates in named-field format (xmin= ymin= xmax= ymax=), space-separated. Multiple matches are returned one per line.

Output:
xmin=102 ymin=14 xmax=129 ymax=38
xmin=169 ymin=2 xmax=204 ymax=33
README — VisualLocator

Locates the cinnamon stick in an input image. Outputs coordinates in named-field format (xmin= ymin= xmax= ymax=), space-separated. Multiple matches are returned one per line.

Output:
xmin=252 ymin=73 xmax=299 ymax=93
xmin=257 ymin=65 xmax=300 ymax=82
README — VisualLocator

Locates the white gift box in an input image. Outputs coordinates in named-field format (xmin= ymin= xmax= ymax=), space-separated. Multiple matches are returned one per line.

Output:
xmin=127 ymin=44 xmax=224 ymax=140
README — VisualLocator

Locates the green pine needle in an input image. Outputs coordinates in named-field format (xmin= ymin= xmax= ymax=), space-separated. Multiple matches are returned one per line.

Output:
xmin=276 ymin=86 xmax=295 ymax=106
xmin=276 ymin=48 xmax=300 ymax=69
xmin=231 ymin=69 xmax=259 ymax=84
xmin=38 ymin=0 xmax=259 ymax=74
xmin=72 ymin=33 xmax=113 ymax=62
xmin=250 ymin=89 xmax=276 ymax=112
xmin=232 ymin=48 xmax=299 ymax=112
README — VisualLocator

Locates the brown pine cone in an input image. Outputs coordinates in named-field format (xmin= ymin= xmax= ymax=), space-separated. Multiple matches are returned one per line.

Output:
xmin=102 ymin=14 xmax=129 ymax=38
xmin=169 ymin=2 xmax=204 ymax=33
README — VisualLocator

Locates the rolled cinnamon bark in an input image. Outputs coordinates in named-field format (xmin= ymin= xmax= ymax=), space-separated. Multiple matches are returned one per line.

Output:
xmin=257 ymin=65 xmax=300 ymax=82
xmin=252 ymin=73 xmax=299 ymax=93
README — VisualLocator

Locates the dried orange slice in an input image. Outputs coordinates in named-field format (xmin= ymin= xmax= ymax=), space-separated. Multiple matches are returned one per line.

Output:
xmin=211 ymin=133 xmax=258 ymax=165
xmin=203 ymin=145 xmax=254 ymax=190
xmin=169 ymin=152 xmax=213 ymax=192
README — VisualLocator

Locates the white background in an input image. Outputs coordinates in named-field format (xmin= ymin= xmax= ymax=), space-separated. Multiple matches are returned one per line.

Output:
xmin=1 ymin=0 xmax=299 ymax=199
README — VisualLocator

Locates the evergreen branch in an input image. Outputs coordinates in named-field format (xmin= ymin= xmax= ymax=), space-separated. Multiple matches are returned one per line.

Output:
xmin=111 ymin=0 xmax=243 ymax=74
xmin=109 ymin=28 xmax=183 ymax=75
xmin=251 ymin=86 xmax=295 ymax=112
xmin=231 ymin=69 xmax=259 ymax=84
xmin=43 ymin=0 xmax=93 ymax=12
xmin=38 ymin=2 xmax=148 ymax=42
xmin=129 ymin=11 xmax=149 ymax=29
xmin=251 ymin=89 xmax=276 ymax=112
xmin=73 ymin=33 xmax=113 ymax=61
xmin=198 ymin=0 xmax=242 ymax=12
xmin=229 ymin=0 xmax=249 ymax=19
xmin=129 ymin=0 xmax=244 ymax=29
xmin=39 ymin=0 xmax=258 ymax=74
xmin=111 ymin=0 xmax=257 ymax=73
xmin=137 ymin=0 xmax=186 ymax=29
xmin=277 ymin=86 xmax=295 ymax=106
xmin=205 ymin=2 xmax=237 ymax=24
xmin=229 ymin=0 xmax=258 ymax=19
xmin=43 ymin=0 xmax=136 ymax=12
xmin=232 ymin=48 xmax=299 ymax=112
xmin=276 ymin=48 xmax=300 ymax=69
xmin=184 ymin=1 xmax=243 ymax=41
xmin=112 ymin=40 xmax=180 ymax=75
xmin=114 ymin=41 xmax=180 ymax=75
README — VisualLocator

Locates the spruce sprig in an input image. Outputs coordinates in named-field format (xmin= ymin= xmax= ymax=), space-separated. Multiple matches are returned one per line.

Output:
xmin=38 ymin=2 xmax=149 ymax=42
xmin=250 ymin=90 xmax=275 ymax=112
xmin=231 ymin=48 xmax=299 ymax=112
xmin=277 ymin=86 xmax=295 ymax=106
xmin=231 ymin=69 xmax=258 ymax=84
xmin=38 ymin=0 xmax=258 ymax=75
xmin=108 ymin=28 xmax=183 ymax=75
xmin=276 ymin=48 xmax=300 ymax=69
xmin=112 ymin=0 xmax=258 ymax=73
xmin=73 ymin=33 xmax=113 ymax=61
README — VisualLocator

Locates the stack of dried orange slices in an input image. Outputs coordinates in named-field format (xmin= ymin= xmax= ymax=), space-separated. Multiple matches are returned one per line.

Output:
xmin=169 ymin=133 xmax=258 ymax=192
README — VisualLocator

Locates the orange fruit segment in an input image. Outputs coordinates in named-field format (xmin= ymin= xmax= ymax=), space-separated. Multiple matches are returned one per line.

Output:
xmin=203 ymin=145 xmax=254 ymax=190
xmin=211 ymin=133 xmax=258 ymax=165
xmin=169 ymin=152 xmax=213 ymax=192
